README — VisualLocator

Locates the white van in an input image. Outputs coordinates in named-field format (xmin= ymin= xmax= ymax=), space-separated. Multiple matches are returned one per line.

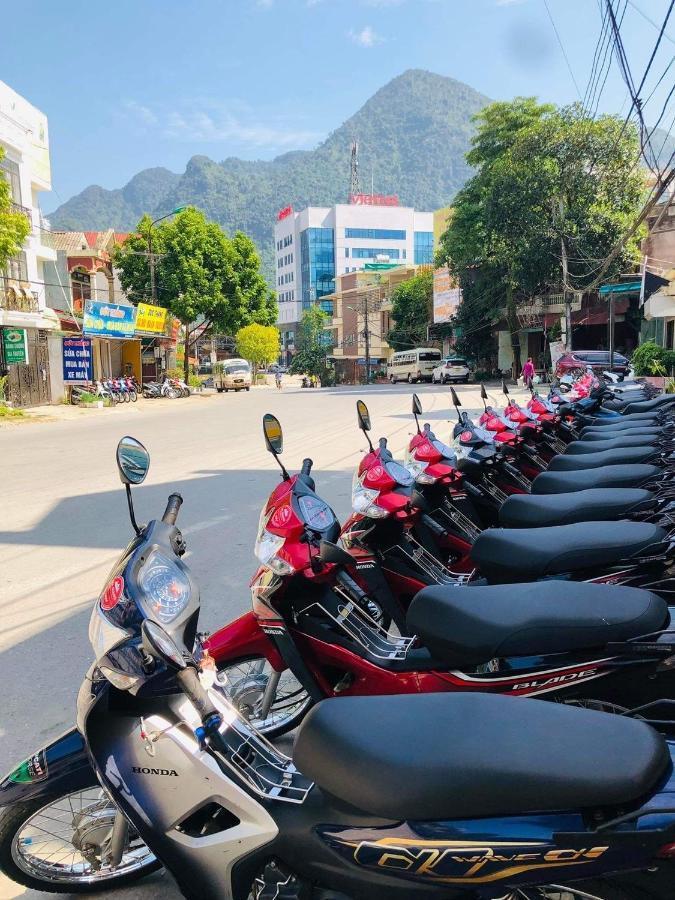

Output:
xmin=387 ymin=348 xmax=442 ymax=383
xmin=217 ymin=358 xmax=252 ymax=392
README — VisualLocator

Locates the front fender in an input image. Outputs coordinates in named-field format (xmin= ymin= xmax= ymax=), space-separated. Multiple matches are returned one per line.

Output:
xmin=204 ymin=611 xmax=285 ymax=671
xmin=0 ymin=729 xmax=94 ymax=807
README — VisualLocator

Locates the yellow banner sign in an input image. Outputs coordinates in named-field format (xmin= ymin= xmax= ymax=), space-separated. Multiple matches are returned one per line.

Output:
xmin=135 ymin=303 xmax=168 ymax=334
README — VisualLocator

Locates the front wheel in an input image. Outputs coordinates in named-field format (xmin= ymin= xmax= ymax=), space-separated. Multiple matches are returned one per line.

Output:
xmin=0 ymin=785 xmax=159 ymax=894
xmin=216 ymin=656 xmax=313 ymax=738
xmin=128 ymin=390 xmax=137 ymax=402
xmin=407 ymin=373 xmax=413 ymax=384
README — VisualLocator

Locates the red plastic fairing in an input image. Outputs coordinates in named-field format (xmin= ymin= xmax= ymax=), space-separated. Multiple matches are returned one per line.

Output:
xmin=204 ymin=612 xmax=285 ymax=672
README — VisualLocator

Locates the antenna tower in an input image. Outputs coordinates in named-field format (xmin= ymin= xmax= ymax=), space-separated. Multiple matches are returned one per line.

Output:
xmin=350 ymin=141 xmax=360 ymax=198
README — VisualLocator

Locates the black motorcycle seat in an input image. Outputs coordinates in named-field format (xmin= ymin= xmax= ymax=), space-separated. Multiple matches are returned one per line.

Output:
xmin=500 ymin=488 xmax=654 ymax=528
xmin=623 ymin=396 xmax=675 ymax=415
xmin=580 ymin=427 xmax=662 ymax=441
xmin=548 ymin=447 xmax=658 ymax=470
xmin=293 ymin=692 xmax=669 ymax=820
xmin=592 ymin=411 xmax=661 ymax=424
xmin=582 ymin=418 xmax=660 ymax=432
xmin=470 ymin=521 xmax=667 ymax=583
xmin=532 ymin=464 xmax=661 ymax=494
xmin=566 ymin=436 xmax=661 ymax=454
xmin=406 ymin=581 xmax=667 ymax=667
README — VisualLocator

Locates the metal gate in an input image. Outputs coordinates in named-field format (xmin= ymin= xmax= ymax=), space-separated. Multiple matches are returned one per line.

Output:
xmin=6 ymin=329 xmax=51 ymax=407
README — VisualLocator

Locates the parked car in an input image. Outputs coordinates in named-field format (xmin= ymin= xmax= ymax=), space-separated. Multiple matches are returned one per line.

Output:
xmin=431 ymin=356 xmax=472 ymax=384
xmin=216 ymin=358 xmax=252 ymax=392
xmin=554 ymin=350 xmax=630 ymax=379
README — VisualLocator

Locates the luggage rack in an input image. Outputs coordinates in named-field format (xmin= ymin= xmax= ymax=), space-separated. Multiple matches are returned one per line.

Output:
xmin=615 ymin=698 xmax=675 ymax=732
xmin=211 ymin=692 xmax=314 ymax=804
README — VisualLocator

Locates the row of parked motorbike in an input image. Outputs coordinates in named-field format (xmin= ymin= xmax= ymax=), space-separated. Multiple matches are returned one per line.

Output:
xmin=142 ymin=374 xmax=192 ymax=399
xmin=2 ymin=370 xmax=675 ymax=900
xmin=71 ymin=376 xmax=140 ymax=404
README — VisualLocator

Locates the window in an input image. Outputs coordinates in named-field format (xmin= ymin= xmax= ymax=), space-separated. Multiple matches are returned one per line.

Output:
xmin=351 ymin=248 xmax=400 ymax=259
xmin=345 ymin=247 xmax=349 ymax=257
xmin=345 ymin=228 xmax=406 ymax=240
xmin=414 ymin=231 xmax=434 ymax=264
xmin=5 ymin=252 xmax=28 ymax=281
xmin=402 ymin=249 xmax=406 ymax=260
xmin=300 ymin=227 xmax=335 ymax=308
xmin=0 ymin=157 xmax=22 ymax=205
xmin=667 ymin=320 xmax=675 ymax=350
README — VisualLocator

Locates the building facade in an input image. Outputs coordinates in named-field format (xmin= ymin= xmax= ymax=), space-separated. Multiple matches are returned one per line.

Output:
xmin=274 ymin=201 xmax=434 ymax=363
xmin=641 ymin=186 xmax=675 ymax=348
xmin=0 ymin=80 xmax=59 ymax=406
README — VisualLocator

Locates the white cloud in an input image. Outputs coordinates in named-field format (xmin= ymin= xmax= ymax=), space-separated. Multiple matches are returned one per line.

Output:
xmin=348 ymin=25 xmax=385 ymax=47
xmin=124 ymin=99 xmax=320 ymax=149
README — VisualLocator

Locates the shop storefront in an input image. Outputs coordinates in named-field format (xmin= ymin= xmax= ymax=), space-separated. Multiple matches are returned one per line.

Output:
xmin=0 ymin=305 xmax=60 ymax=407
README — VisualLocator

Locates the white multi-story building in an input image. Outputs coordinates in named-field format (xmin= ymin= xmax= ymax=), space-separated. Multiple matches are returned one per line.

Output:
xmin=0 ymin=80 xmax=59 ymax=405
xmin=274 ymin=200 xmax=434 ymax=360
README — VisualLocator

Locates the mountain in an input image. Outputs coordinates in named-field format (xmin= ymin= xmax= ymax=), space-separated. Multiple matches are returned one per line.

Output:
xmin=48 ymin=70 xmax=490 ymax=276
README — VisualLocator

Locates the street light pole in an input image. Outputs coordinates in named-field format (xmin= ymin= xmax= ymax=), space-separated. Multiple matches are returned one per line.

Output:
xmin=147 ymin=206 xmax=186 ymax=305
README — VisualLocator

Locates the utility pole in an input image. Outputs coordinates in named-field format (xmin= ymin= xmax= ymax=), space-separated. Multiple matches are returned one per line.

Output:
xmin=608 ymin=294 xmax=615 ymax=371
xmin=364 ymin=299 xmax=371 ymax=384
xmin=558 ymin=197 xmax=572 ymax=351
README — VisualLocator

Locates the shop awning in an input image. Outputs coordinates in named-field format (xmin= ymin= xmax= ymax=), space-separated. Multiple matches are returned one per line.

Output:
xmin=599 ymin=281 xmax=642 ymax=295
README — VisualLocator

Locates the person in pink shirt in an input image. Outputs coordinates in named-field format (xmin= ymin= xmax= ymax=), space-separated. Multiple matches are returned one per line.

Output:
xmin=522 ymin=357 xmax=535 ymax=389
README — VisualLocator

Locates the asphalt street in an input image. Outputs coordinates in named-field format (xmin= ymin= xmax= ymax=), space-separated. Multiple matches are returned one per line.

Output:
xmin=0 ymin=381 xmax=491 ymax=900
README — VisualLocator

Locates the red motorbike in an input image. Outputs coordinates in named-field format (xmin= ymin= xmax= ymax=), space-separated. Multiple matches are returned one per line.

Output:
xmin=202 ymin=412 xmax=675 ymax=741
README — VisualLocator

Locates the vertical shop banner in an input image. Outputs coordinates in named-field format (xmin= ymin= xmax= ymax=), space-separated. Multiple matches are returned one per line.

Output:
xmin=135 ymin=302 xmax=168 ymax=334
xmin=83 ymin=300 xmax=137 ymax=338
xmin=2 ymin=328 xmax=28 ymax=364
xmin=433 ymin=268 xmax=461 ymax=324
xmin=62 ymin=336 xmax=93 ymax=383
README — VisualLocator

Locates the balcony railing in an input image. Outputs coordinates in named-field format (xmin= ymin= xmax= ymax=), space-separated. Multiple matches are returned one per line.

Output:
xmin=9 ymin=201 xmax=32 ymax=221
xmin=1 ymin=278 xmax=39 ymax=313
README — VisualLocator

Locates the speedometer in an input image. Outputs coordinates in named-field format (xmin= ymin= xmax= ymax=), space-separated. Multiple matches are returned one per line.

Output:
xmin=297 ymin=495 xmax=336 ymax=531
xmin=138 ymin=550 xmax=190 ymax=624
xmin=384 ymin=460 xmax=414 ymax=486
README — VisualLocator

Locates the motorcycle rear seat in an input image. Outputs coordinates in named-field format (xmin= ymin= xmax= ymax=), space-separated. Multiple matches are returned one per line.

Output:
xmin=406 ymin=581 xmax=667 ymax=667
xmin=532 ymin=464 xmax=661 ymax=493
xmin=548 ymin=447 xmax=658 ymax=470
xmin=590 ymin=411 xmax=662 ymax=424
xmin=293 ymin=692 xmax=669 ymax=820
xmin=622 ymin=396 xmax=675 ymax=415
xmin=580 ymin=428 xmax=662 ymax=441
xmin=581 ymin=418 xmax=660 ymax=431
xmin=565 ymin=436 xmax=661 ymax=454
xmin=500 ymin=488 xmax=654 ymax=528
xmin=471 ymin=521 xmax=667 ymax=583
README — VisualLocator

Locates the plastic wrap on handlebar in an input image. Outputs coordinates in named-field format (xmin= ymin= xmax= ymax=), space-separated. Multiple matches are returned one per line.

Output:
xmin=176 ymin=667 xmax=218 ymax=721
xmin=162 ymin=493 xmax=183 ymax=525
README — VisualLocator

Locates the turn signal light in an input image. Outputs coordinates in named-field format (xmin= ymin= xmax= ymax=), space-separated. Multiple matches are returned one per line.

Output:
xmin=657 ymin=842 xmax=675 ymax=859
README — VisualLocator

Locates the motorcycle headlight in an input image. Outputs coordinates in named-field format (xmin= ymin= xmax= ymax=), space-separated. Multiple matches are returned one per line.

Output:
xmin=254 ymin=510 xmax=295 ymax=575
xmin=352 ymin=471 xmax=389 ymax=518
xmin=405 ymin=456 xmax=437 ymax=485
xmin=138 ymin=550 xmax=191 ymax=624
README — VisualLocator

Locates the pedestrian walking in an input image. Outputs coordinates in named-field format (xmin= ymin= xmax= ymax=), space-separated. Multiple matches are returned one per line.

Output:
xmin=522 ymin=357 xmax=535 ymax=390
xmin=275 ymin=371 xmax=282 ymax=390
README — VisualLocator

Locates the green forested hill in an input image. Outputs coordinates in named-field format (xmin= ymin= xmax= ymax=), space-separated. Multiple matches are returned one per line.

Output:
xmin=48 ymin=70 xmax=490 ymax=275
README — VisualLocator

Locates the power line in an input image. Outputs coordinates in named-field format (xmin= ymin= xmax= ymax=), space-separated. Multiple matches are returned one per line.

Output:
xmin=543 ymin=0 xmax=583 ymax=99
xmin=626 ymin=0 xmax=675 ymax=45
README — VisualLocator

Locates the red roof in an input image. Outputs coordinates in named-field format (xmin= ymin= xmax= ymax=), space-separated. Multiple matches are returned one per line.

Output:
xmin=83 ymin=231 xmax=99 ymax=248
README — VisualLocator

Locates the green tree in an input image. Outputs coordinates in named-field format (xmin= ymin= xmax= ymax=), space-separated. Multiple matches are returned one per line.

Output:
xmin=437 ymin=99 xmax=647 ymax=376
xmin=0 ymin=148 xmax=31 ymax=273
xmin=387 ymin=271 xmax=433 ymax=351
xmin=288 ymin=306 xmax=332 ymax=382
xmin=114 ymin=208 xmax=277 ymax=380
xmin=235 ymin=323 xmax=280 ymax=377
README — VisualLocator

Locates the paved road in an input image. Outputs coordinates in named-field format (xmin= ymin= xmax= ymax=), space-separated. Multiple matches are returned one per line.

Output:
xmin=0 ymin=382 xmax=491 ymax=899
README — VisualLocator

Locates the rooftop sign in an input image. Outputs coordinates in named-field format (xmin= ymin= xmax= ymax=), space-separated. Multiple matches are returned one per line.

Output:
xmin=349 ymin=193 xmax=399 ymax=207
xmin=277 ymin=205 xmax=293 ymax=221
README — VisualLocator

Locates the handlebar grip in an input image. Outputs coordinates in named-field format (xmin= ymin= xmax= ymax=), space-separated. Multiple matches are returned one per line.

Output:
xmin=162 ymin=493 xmax=183 ymax=526
xmin=301 ymin=458 xmax=313 ymax=476
xmin=176 ymin=666 xmax=218 ymax=721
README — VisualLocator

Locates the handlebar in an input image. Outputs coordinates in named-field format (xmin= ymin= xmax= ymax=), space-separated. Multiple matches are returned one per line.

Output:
xmin=301 ymin=458 xmax=313 ymax=477
xmin=176 ymin=666 xmax=218 ymax=721
xmin=162 ymin=493 xmax=183 ymax=526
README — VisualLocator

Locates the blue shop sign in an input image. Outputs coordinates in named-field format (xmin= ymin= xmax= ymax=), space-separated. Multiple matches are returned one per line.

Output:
xmin=62 ymin=336 xmax=93 ymax=383
xmin=83 ymin=300 xmax=137 ymax=338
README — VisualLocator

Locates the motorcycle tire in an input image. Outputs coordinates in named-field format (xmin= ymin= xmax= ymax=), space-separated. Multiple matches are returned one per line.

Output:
xmin=0 ymin=783 xmax=160 ymax=894
xmin=123 ymin=392 xmax=130 ymax=403
xmin=129 ymin=390 xmax=137 ymax=402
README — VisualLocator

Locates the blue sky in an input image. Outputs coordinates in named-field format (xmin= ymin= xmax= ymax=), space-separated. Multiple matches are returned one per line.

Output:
xmin=4 ymin=0 xmax=674 ymax=207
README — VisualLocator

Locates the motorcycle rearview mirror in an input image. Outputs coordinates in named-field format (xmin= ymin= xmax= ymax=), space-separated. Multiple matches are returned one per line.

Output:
xmin=116 ymin=436 xmax=149 ymax=536
xmin=449 ymin=387 xmax=462 ymax=422
xmin=141 ymin=619 xmax=187 ymax=671
xmin=412 ymin=393 xmax=422 ymax=433
xmin=319 ymin=540 xmax=355 ymax=568
xmin=356 ymin=400 xmax=374 ymax=451
xmin=263 ymin=413 xmax=290 ymax=480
